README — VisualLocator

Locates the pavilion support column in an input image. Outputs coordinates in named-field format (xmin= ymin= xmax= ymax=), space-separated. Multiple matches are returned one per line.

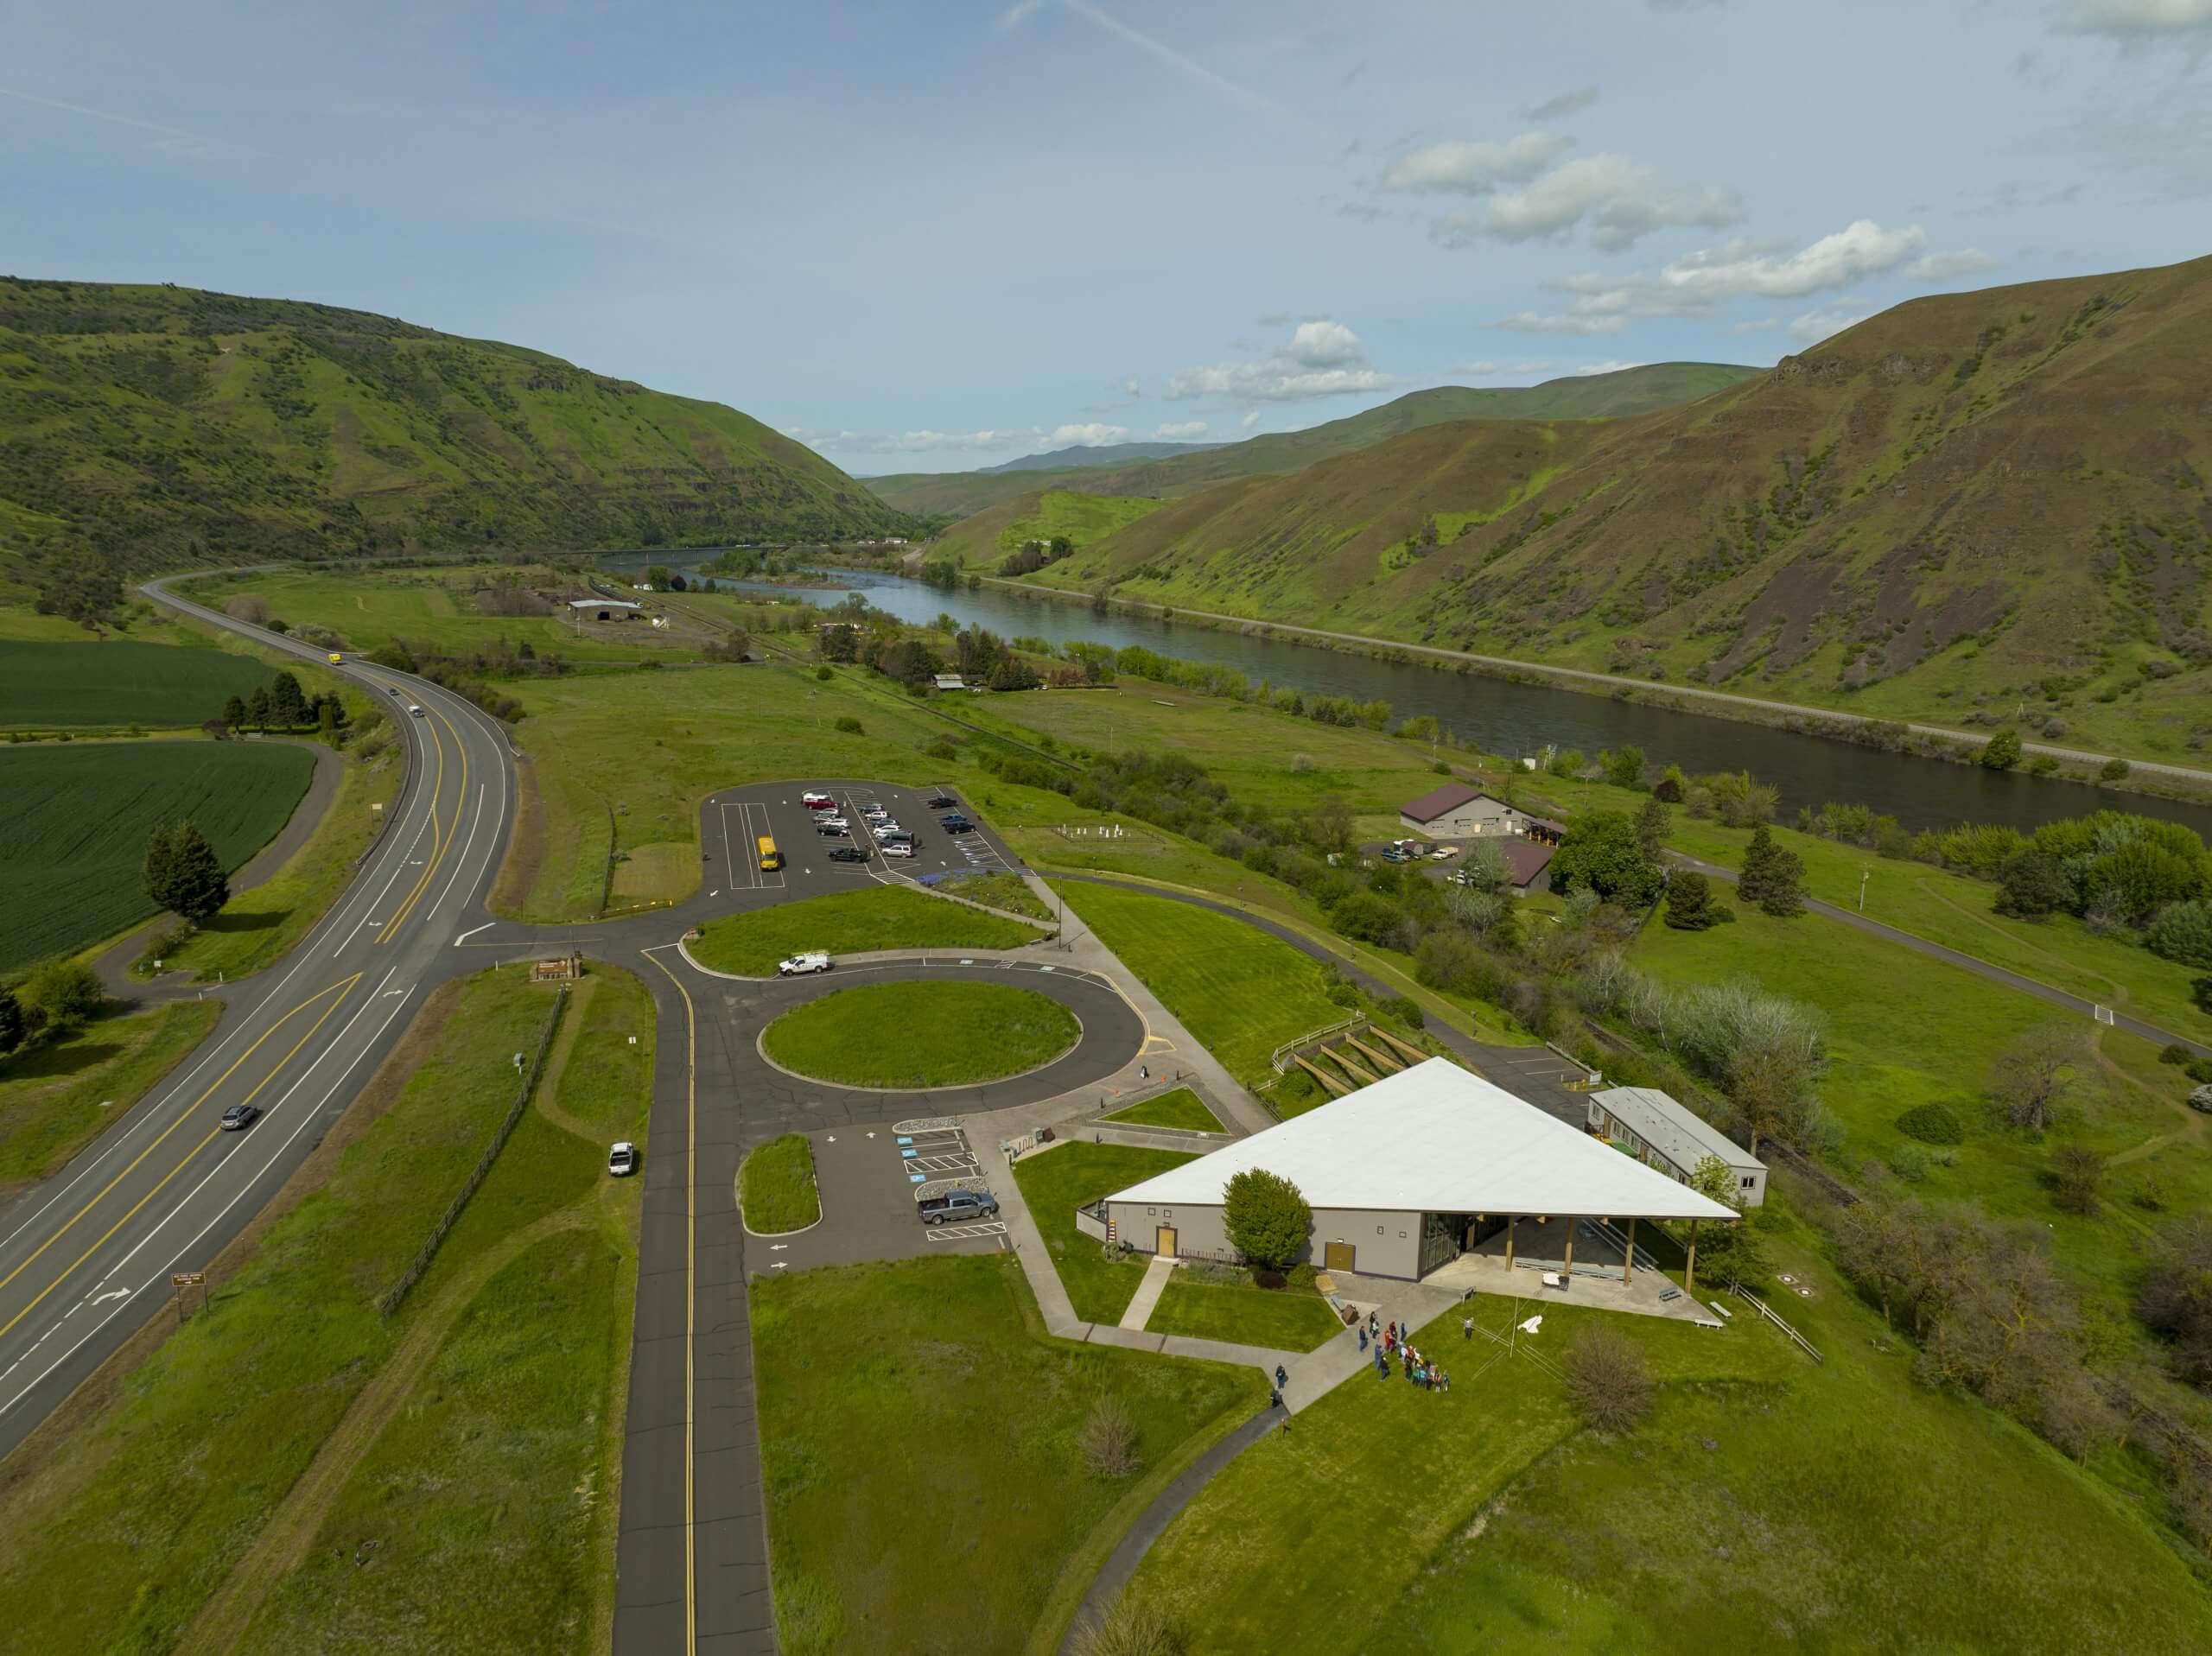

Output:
xmin=1623 ymin=1216 xmax=1637 ymax=1290
xmin=1505 ymin=1217 xmax=1516 ymax=1272
xmin=1686 ymin=1219 xmax=1700 ymax=1295
xmin=1562 ymin=1221 xmax=1574 ymax=1282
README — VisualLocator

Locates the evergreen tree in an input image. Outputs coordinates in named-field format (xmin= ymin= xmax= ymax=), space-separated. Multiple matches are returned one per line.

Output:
xmin=156 ymin=822 xmax=230 ymax=923
xmin=1634 ymin=795 xmax=1670 ymax=859
xmin=221 ymin=694 xmax=247 ymax=731
xmin=1663 ymin=871 xmax=1728 ymax=930
xmin=245 ymin=686 xmax=272 ymax=731
xmin=268 ymin=671 xmax=307 ymax=728
xmin=142 ymin=821 xmax=181 ymax=914
xmin=0 ymin=989 xmax=23 ymax=1056
xmin=1738 ymin=826 xmax=1807 ymax=917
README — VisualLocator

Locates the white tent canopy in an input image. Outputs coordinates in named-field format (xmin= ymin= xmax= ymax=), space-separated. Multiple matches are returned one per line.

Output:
xmin=1111 ymin=1057 xmax=1737 ymax=1221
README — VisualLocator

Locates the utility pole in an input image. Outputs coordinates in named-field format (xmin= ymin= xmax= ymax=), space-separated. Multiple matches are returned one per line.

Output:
xmin=1859 ymin=865 xmax=1870 ymax=914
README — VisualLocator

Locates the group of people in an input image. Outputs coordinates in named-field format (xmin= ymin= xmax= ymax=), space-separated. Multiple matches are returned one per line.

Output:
xmin=1359 ymin=1313 xmax=1450 ymax=1393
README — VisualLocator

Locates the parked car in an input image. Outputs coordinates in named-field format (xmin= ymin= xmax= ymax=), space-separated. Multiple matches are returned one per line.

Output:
xmin=778 ymin=951 xmax=832 ymax=976
xmin=1430 ymin=846 xmax=1460 ymax=860
xmin=219 ymin=1104 xmax=261 ymax=1132
xmin=1380 ymin=847 xmax=1407 ymax=863
xmin=939 ymin=814 xmax=973 ymax=832
xmin=821 ymin=815 xmax=849 ymax=829
xmin=918 ymin=1189 xmax=1001 ymax=1225
xmin=829 ymin=846 xmax=868 ymax=863
xmin=926 ymin=792 xmax=957 ymax=809
xmin=607 ymin=1142 xmax=638 ymax=1177
xmin=882 ymin=843 xmax=916 ymax=859
xmin=861 ymin=801 xmax=887 ymax=816
xmin=802 ymin=791 xmax=836 ymax=810
xmin=814 ymin=822 xmax=848 ymax=837
xmin=879 ymin=829 xmax=916 ymax=847
xmin=871 ymin=819 xmax=901 ymax=834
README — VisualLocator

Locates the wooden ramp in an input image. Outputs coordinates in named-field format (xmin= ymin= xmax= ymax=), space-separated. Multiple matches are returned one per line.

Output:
xmin=1319 ymin=1045 xmax=1379 ymax=1087
xmin=1341 ymin=1034 xmax=1402 ymax=1075
xmin=1293 ymin=1054 xmax=1352 ymax=1097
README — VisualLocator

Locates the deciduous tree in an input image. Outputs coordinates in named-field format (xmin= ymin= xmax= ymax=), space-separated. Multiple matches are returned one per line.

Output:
xmin=1552 ymin=811 xmax=1660 ymax=907
xmin=1223 ymin=1168 xmax=1310 ymax=1272
xmin=1990 ymin=1022 xmax=2088 ymax=1133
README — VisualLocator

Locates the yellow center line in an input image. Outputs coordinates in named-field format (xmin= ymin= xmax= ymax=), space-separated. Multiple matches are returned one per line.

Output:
xmin=379 ymin=699 xmax=467 ymax=941
xmin=642 ymin=948 xmax=698 ymax=1656
xmin=0 ymin=976 xmax=360 ymax=1342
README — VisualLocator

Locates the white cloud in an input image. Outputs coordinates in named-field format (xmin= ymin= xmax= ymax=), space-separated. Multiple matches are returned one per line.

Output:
xmin=998 ymin=0 xmax=1046 ymax=29
xmin=1787 ymin=303 xmax=1874 ymax=345
xmin=1567 ymin=359 xmax=1644 ymax=376
xmin=1379 ymin=132 xmax=1573 ymax=194
xmin=1154 ymin=420 xmax=1209 ymax=439
xmin=783 ymin=421 xmax=1123 ymax=455
xmin=1430 ymin=154 xmax=1742 ymax=251
xmin=1166 ymin=320 xmax=1402 ymax=402
xmin=1520 ymin=86 xmax=1599 ymax=121
xmin=1491 ymin=309 xmax=1630 ymax=336
xmin=1241 ymin=411 xmax=1262 ymax=429
xmin=1660 ymin=220 xmax=1926 ymax=298
xmin=1047 ymin=422 xmax=1128 ymax=446
xmin=1906 ymin=248 xmax=1999 ymax=282
xmin=1118 ymin=375 xmax=1141 ymax=396
xmin=2056 ymin=0 xmax=2212 ymax=35
xmin=1449 ymin=358 xmax=1554 ymax=376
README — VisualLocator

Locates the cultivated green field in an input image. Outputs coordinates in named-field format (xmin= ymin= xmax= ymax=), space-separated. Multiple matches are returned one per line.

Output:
xmin=760 ymin=980 xmax=1078 ymax=1088
xmin=0 ymin=639 xmax=272 ymax=727
xmin=0 ymin=740 xmax=316 ymax=972
xmin=688 ymin=885 xmax=1045 ymax=977
xmin=753 ymin=1255 xmax=1258 ymax=1654
xmin=1057 ymin=881 xmax=1353 ymax=1086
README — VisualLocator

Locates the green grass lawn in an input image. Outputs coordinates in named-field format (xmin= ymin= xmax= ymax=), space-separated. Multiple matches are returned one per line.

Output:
xmin=0 ymin=999 xmax=222 ymax=1188
xmin=741 ymin=1133 xmax=821 ymax=1233
xmin=140 ymin=740 xmax=402 ymax=984
xmin=1011 ymin=1143 xmax=1197 ymax=1324
xmin=231 ymin=967 xmax=652 ymax=1656
xmin=688 ymin=884 xmax=1045 ymax=976
xmin=1632 ymin=908 xmax=2212 ymax=1323
xmin=0 ymin=638 xmax=274 ymax=726
xmin=0 ymin=739 xmax=317 ymax=971
xmin=1131 ymin=1236 xmax=2212 ymax=1653
xmin=752 ymin=1254 xmax=1260 ymax=1656
xmin=0 ymin=970 xmax=587 ymax=1653
xmin=1100 ymin=1087 xmax=1224 ymax=1133
xmin=1145 ymin=1278 xmax=1344 ymax=1352
xmin=1058 ymin=880 xmax=1357 ymax=1086
xmin=938 ymin=870 xmax=1054 ymax=920
xmin=760 ymin=980 xmax=1078 ymax=1088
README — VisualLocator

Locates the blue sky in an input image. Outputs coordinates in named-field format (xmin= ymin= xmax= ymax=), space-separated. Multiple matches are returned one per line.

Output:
xmin=5 ymin=0 xmax=2209 ymax=473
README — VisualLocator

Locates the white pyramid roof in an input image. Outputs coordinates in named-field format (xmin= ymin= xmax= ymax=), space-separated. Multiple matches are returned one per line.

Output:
xmin=1111 ymin=1058 xmax=1736 ymax=1221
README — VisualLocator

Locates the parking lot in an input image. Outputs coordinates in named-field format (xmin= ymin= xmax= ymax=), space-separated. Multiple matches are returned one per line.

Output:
xmin=753 ymin=1119 xmax=1007 ymax=1272
xmin=702 ymin=779 xmax=1025 ymax=898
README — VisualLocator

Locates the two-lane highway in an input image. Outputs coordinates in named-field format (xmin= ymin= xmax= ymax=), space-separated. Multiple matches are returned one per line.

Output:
xmin=0 ymin=581 xmax=518 ymax=1456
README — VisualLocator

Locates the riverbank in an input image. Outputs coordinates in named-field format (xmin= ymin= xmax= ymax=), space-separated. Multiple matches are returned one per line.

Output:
xmin=972 ymin=574 xmax=2212 ymax=807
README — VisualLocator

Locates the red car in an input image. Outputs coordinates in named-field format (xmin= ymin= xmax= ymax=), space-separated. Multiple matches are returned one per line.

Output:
xmin=802 ymin=791 xmax=835 ymax=811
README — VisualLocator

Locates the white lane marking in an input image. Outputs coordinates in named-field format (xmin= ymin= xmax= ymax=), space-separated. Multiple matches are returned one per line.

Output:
xmin=429 ymin=782 xmax=487 ymax=919
xmin=0 ymin=973 xmax=410 ymax=1421
xmin=455 ymin=923 xmax=493 ymax=945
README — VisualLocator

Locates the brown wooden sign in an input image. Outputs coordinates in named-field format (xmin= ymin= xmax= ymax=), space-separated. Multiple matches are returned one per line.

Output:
xmin=170 ymin=1272 xmax=207 ymax=1287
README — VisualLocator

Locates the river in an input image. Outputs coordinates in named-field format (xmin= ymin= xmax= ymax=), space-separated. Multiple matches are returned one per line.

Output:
xmin=596 ymin=550 xmax=2212 ymax=839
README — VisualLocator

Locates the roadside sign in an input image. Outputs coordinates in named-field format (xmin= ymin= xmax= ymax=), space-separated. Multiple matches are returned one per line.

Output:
xmin=170 ymin=1272 xmax=206 ymax=1286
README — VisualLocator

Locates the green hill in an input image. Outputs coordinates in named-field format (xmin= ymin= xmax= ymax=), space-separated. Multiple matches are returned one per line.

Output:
xmin=926 ymin=488 xmax=1168 ymax=567
xmin=1017 ymin=257 xmax=2212 ymax=766
xmin=0 ymin=279 xmax=911 ymax=581
xmin=868 ymin=363 xmax=1758 ymax=517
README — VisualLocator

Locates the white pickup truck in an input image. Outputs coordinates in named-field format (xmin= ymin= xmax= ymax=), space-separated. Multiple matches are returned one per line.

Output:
xmin=777 ymin=951 xmax=832 ymax=977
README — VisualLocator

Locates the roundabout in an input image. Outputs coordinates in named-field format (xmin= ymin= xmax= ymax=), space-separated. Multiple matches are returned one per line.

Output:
xmin=755 ymin=979 xmax=1082 ymax=1090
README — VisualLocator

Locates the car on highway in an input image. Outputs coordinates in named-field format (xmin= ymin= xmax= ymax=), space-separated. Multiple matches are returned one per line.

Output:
xmin=802 ymin=791 xmax=836 ymax=810
xmin=408 ymin=704 xmax=425 ymax=718
xmin=829 ymin=846 xmax=868 ymax=863
xmin=918 ymin=1189 xmax=1001 ymax=1225
xmin=882 ymin=842 xmax=915 ymax=859
xmin=219 ymin=1104 xmax=262 ymax=1132
xmin=778 ymin=951 xmax=832 ymax=976
xmin=608 ymin=1142 xmax=638 ymax=1177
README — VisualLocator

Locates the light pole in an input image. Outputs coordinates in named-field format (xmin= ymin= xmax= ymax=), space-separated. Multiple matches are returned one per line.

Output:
xmin=1859 ymin=865 xmax=1870 ymax=914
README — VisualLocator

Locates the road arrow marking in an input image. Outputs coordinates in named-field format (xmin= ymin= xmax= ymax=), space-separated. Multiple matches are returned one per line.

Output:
xmin=769 ymin=1243 xmax=788 ymax=1251
xmin=771 ymin=1261 xmax=788 ymax=1269
xmin=91 ymin=1288 xmax=130 ymax=1306
xmin=455 ymin=923 xmax=493 ymax=945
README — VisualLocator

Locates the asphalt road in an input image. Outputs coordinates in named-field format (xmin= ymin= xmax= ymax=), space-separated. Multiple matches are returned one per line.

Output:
xmin=0 ymin=580 xmax=518 ymax=1458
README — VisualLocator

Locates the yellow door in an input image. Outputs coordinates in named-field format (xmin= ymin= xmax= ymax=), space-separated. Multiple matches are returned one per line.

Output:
xmin=1155 ymin=1226 xmax=1177 ymax=1258
xmin=1325 ymin=1240 xmax=1356 ymax=1273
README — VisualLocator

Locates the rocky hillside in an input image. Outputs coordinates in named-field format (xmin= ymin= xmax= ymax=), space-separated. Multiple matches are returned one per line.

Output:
xmin=1018 ymin=257 xmax=2212 ymax=764
xmin=0 ymin=280 xmax=910 ymax=581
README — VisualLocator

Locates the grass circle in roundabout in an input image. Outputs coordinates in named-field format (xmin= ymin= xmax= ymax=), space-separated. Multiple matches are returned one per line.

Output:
xmin=760 ymin=980 xmax=1081 ymax=1089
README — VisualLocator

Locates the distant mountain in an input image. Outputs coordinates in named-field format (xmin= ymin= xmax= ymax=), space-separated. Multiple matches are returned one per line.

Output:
xmin=0 ymin=279 xmax=912 ymax=580
xmin=1004 ymin=257 xmax=2212 ymax=758
xmin=980 ymin=440 xmax=1224 ymax=474
xmin=868 ymin=363 xmax=1760 ymax=517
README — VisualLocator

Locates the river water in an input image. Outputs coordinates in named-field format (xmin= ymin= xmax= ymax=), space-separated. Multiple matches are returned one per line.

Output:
xmin=598 ymin=550 xmax=2212 ymax=839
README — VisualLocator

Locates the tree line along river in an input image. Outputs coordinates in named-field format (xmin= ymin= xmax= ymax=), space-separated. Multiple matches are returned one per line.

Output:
xmin=597 ymin=550 xmax=2212 ymax=841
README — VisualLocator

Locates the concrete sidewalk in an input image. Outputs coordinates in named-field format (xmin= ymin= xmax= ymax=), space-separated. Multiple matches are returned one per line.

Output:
xmin=1118 ymin=1254 xmax=1176 ymax=1331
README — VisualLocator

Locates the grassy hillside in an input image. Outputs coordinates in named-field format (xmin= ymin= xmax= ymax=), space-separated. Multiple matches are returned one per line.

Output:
xmin=1025 ymin=257 xmax=2212 ymax=766
xmin=0 ymin=279 xmax=911 ymax=582
xmin=926 ymin=488 xmax=1167 ymax=567
xmin=977 ymin=439 xmax=1221 ymax=473
xmin=869 ymin=364 xmax=1758 ymax=517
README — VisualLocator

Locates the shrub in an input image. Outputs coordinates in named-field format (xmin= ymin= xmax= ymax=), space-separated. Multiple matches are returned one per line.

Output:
xmin=1889 ymin=1144 xmax=1935 ymax=1183
xmin=2146 ymin=900 xmax=2212 ymax=970
xmin=834 ymin=715 xmax=863 ymax=735
xmin=1895 ymin=1102 xmax=1965 ymax=1145
xmin=1980 ymin=728 xmax=2023 ymax=771
xmin=1077 ymin=1395 xmax=1141 ymax=1476
xmin=1286 ymin=1262 xmax=1319 ymax=1289
xmin=924 ymin=738 xmax=957 ymax=760
xmin=2161 ymin=1044 xmax=2192 ymax=1065
xmin=815 ymin=665 xmax=832 ymax=682
xmin=1071 ymin=1598 xmax=1188 ymax=1656
xmin=1562 ymin=1328 xmax=1651 ymax=1433
xmin=2101 ymin=757 xmax=2131 ymax=782
xmin=1378 ymin=993 xmax=1424 ymax=1030
xmin=2187 ymin=1058 xmax=2212 ymax=1086
xmin=23 ymin=960 xmax=104 ymax=1031
xmin=2051 ymin=1145 xmax=2106 ymax=1215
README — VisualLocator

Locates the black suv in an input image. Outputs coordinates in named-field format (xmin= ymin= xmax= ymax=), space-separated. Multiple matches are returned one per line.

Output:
xmin=938 ymin=814 xmax=973 ymax=833
xmin=829 ymin=845 xmax=868 ymax=863
xmin=814 ymin=822 xmax=848 ymax=837
xmin=926 ymin=792 xmax=957 ymax=809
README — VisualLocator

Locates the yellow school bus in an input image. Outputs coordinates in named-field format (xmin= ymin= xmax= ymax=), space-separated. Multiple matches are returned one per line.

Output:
xmin=327 ymin=651 xmax=343 ymax=663
xmin=757 ymin=834 xmax=783 ymax=872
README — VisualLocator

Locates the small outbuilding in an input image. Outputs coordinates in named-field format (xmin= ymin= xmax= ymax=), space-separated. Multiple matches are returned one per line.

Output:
xmin=1587 ymin=1086 xmax=1767 ymax=1209
xmin=1101 ymin=1058 xmax=1737 ymax=1283
xmin=1398 ymin=782 xmax=1559 ymax=842
xmin=569 ymin=598 xmax=644 ymax=622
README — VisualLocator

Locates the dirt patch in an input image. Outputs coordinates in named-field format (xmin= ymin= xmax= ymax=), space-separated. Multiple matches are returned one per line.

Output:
xmin=0 ymin=978 xmax=470 ymax=1498
xmin=489 ymin=751 xmax=544 ymax=917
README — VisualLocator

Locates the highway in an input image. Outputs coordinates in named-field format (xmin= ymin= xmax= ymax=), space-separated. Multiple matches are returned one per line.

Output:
xmin=0 ymin=580 xmax=517 ymax=1458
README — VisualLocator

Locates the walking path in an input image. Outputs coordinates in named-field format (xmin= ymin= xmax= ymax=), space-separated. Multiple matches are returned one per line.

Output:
xmin=1117 ymin=1255 xmax=1176 ymax=1331
xmin=1671 ymin=852 xmax=2209 ymax=1056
